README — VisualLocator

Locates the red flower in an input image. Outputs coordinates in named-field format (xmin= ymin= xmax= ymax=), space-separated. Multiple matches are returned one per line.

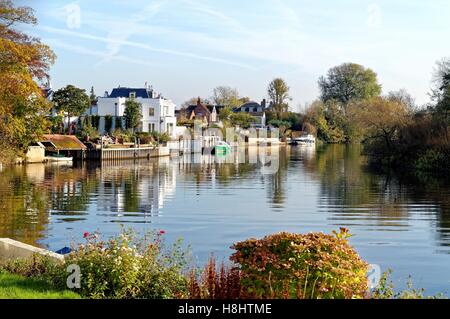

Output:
xmin=159 ymin=230 xmax=166 ymax=235
xmin=83 ymin=232 xmax=90 ymax=238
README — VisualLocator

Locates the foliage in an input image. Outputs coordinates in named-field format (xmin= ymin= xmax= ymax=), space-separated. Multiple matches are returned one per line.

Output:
xmin=48 ymin=230 xmax=189 ymax=299
xmin=268 ymin=78 xmax=291 ymax=119
xmin=268 ymin=119 xmax=292 ymax=129
xmin=305 ymin=101 xmax=346 ymax=143
xmin=211 ymin=86 xmax=241 ymax=108
xmin=229 ymin=113 xmax=256 ymax=129
xmin=52 ymin=85 xmax=90 ymax=134
xmin=90 ymin=115 xmax=100 ymax=129
xmin=0 ymin=272 xmax=80 ymax=299
xmin=124 ymin=98 xmax=142 ymax=132
xmin=414 ymin=149 xmax=449 ymax=173
xmin=0 ymin=0 xmax=56 ymax=161
xmin=151 ymin=131 xmax=171 ymax=144
xmin=218 ymin=106 xmax=233 ymax=122
xmin=104 ymin=115 xmax=113 ymax=133
xmin=135 ymin=132 xmax=154 ymax=144
xmin=318 ymin=63 xmax=381 ymax=104
xmin=188 ymin=257 xmax=243 ymax=299
xmin=361 ymin=59 xmax=450 ymax=175
xmin=111 ymin=128 xmax=134 ymax=144
xmin=78 ymin=120 xmax=99 ymax=142
xmin=89 ymin=86 xmax=96 ymax=104
xmin=230 ymin=228 xmax=369 ymax=299
xmin=371 ymin=270 xmax=445 ymax=299
xmin=115 ymin=116 xmax=123 ymax=130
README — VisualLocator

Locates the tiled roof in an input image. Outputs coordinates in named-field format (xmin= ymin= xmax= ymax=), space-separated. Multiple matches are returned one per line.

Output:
xmin=108 ymin=88 xmax=152 ymax=98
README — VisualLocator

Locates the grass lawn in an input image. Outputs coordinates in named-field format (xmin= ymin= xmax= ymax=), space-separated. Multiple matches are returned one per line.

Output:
xmin=0 ymin=272 xmax=81 ymax=299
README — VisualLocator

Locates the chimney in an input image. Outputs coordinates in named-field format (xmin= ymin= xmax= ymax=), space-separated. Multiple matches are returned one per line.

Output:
xmin=104 ymin=91 xmax=109 ymax=97
xmin=261 ymin=99 xmax=266 ymax=109
xmin=197 ymin=97 xmax=201 ymax=106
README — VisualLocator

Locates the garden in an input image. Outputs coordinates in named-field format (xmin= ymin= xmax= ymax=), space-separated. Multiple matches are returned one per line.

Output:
xmin=0 ymin=228 xmax=439 ymax=299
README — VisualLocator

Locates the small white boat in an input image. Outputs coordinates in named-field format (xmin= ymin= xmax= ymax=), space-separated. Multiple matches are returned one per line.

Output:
xmin=293 ymin=134 xmax=315 ymax=145
xmin=46 ymin=155 xmax=73 ymax=162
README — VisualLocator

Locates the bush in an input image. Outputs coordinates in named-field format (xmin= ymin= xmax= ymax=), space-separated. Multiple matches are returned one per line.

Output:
xmin=230 ymin=228 xmax=369 ymax=299
xmin=151 ymin=132 xmax=170 ymax=145
xmin=0 ymin=230 xmax=190 ymax=299
xmin=414 ymin=149 xmax=449 ymax=173
xmin=46 ymin=229 xmax=190 ymax=299
xmin=135 ymin=132 xmax=154 ymax=145
xmin=188 ymin=257 xmax=243 ymax=299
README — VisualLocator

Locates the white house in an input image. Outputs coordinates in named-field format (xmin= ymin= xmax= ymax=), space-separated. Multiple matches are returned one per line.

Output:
xmin=234 ymin=99 xmax=267 ymax=128
xmin=96 ymin=85 xmax=177 ymax=136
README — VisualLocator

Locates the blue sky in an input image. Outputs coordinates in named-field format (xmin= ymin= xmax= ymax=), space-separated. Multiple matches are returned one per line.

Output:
xmin=18 ymin=0 xmax=450 ymax=110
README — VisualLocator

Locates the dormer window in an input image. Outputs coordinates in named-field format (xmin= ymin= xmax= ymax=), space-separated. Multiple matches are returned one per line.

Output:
xmin=129 ymin=92 xmax=136 ymax=99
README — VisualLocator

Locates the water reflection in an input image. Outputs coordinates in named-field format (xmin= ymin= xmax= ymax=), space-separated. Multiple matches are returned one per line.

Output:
xmin=0 ymin=145 xmax=449 ymax=293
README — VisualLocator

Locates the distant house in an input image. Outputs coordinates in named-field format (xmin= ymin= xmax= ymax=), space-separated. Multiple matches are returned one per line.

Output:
xmin=181 ymin=98 xmax=223 ymax=125
xmin=233 ymin=99 xmax=267 ymax=128
xmin=95 ymin=85 xmax=177 ymax=136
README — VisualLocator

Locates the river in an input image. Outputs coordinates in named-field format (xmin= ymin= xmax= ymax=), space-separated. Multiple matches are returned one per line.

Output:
xmin=0 ymin=145 xmax=449 ymax=295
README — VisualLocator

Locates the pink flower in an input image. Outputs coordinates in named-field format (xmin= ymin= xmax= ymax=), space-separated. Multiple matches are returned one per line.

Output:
xmin=83 ymin=232 xmax=90 ymax=238
xmin=159 ymin=230 xmax=166 ymax=235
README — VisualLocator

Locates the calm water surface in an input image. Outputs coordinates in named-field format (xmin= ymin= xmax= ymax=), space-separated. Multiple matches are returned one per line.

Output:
xmin=1 ymin=145 xmax=449 ymax=295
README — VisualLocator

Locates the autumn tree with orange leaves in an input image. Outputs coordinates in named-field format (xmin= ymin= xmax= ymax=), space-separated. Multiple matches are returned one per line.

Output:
xmin=0 ymin=0 xmax=56 ymax=161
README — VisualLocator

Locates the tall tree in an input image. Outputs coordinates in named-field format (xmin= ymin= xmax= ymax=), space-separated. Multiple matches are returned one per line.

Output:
xmin=431 ymin=57 xmax=450 ymax=122
xmin=89 ymin=86 xmax=96 ymax=115
xmin=267 ymin=78 xmax=291 ymax=119
xmin=123 ymin=98 xmax=142 ymax=132
xmin=52 ymin=85 xmax=90 ymax=134
xmin=211 ymin=86 xmax=241 ymax=108
xmin=354 ymin=97 xmax=411 ymax=151
xmin=318 ymin=63 xmax=381 ymax=105
xmin=387 ymin=89 xmax=416 ymax=111
xmin=0 ymin=0 xmax=56 ymax=161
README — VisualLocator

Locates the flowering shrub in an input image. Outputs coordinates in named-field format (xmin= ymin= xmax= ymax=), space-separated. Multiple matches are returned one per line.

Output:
xmin=230 ymin=228 xmax=369 ymax=299
xmin=49 ymin=229 xmax=190 ymax=299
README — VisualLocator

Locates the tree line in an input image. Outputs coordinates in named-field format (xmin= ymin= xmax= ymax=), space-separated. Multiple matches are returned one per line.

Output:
xmin=1 ymin=1 xmax=448 ymax=174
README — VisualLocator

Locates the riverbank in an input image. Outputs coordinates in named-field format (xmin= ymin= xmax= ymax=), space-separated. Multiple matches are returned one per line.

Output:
xmin=0 ymin=229 xmax=444 ymax=299
xmin=0 ymin=272 xmax=80 ymax=299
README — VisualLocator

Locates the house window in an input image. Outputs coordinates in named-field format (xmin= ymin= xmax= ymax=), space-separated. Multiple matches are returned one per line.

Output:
xmin=253 ymin=107 xmax=258 ymax=112
xmin=148 ymin=123 xmax=155 ymax=132
xmin=129 ymin=92 xmax=136 ymax=98
xmin=149 ymin=108 xmax=155 ymax=116
xmin=245 ymin=107 xmax=250 ymax=112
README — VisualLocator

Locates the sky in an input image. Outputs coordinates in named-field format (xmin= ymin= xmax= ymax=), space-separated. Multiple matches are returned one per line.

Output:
xmin=17 ymin=0 xmax=450 ymax=111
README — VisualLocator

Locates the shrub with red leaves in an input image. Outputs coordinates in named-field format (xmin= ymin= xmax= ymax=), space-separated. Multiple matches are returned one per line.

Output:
xmin=230 ymin=228 xmax=369 ymax=299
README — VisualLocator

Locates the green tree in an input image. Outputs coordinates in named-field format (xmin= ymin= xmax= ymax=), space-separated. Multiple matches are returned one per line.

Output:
xmin=0 ymin=0 xmax=56 ymax=161
xmin=431 ymin=58 xmax=450 ymax=122
xmin=89 ymin=86 xmax=96 ymax=115
xmin=318 ymin=63 xmax=381 ymax=106
xmin=268 ymin=78 xmax=291 ymax=119
xmin=211 ymin=86 xmax=241 ymax=108
xmin=89 ymin=86 xmax=96 ymax=103
xmin=52 ymin=85 xmax=90 ymax=134
xmin=355 ymin=97 xmax=411 ymax=158
xmin=123 ymin=98 xmax=142 ymax=132
xmin=229 ymin=113 xmax=255 ymax=129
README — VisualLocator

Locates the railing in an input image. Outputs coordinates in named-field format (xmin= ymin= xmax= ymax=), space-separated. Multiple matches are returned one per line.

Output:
xmin=86 ymin=146 xmax=168 ymax=161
